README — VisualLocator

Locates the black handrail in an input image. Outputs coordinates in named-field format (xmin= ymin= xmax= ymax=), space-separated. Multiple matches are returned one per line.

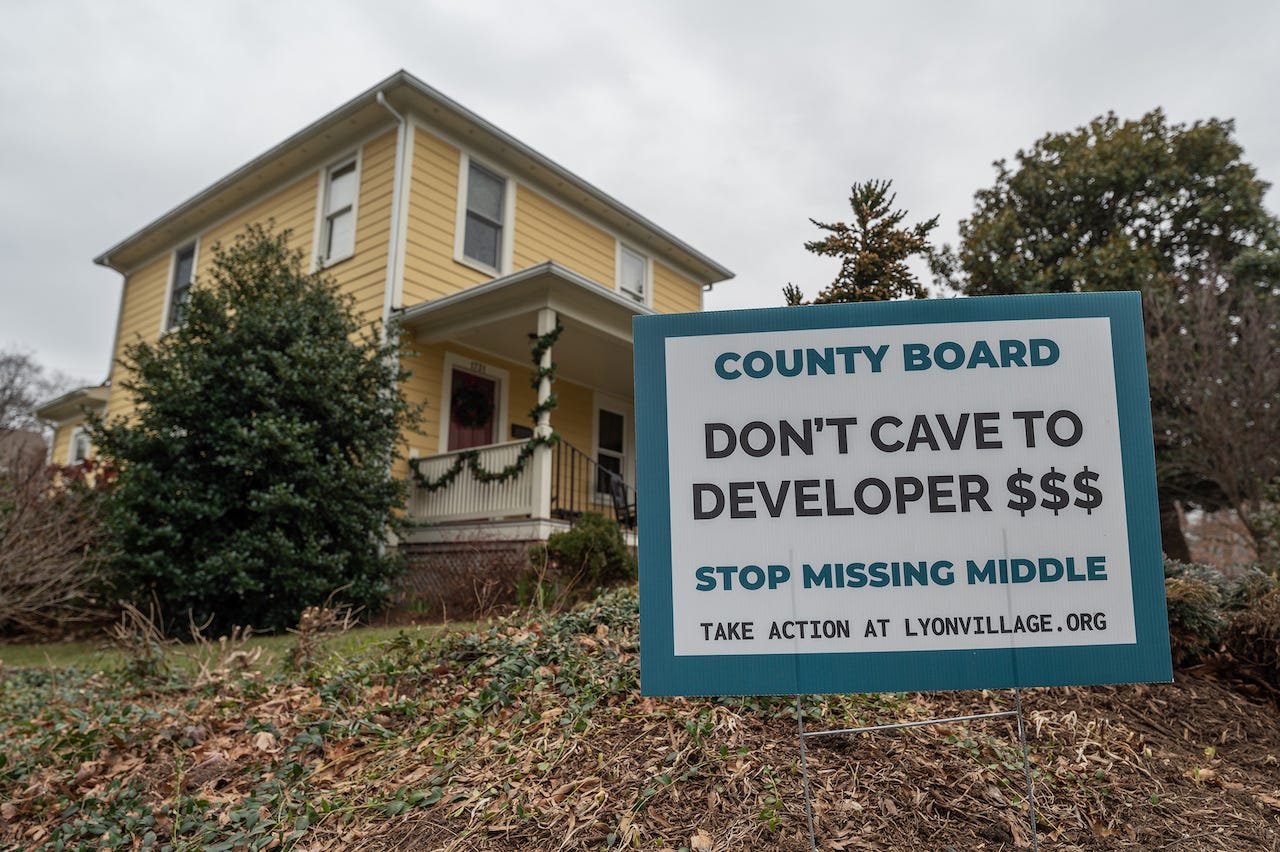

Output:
xmin=550 ymin=440 xmax=637 ymax=529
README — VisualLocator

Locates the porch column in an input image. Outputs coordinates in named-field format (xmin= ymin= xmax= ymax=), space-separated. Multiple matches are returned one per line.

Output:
xmin=531 ymin=307 xmax=557 ymax=520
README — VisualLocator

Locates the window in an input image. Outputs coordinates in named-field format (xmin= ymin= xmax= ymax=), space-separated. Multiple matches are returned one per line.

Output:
xmin=68 ymin=426 xmax=90 ymax=464
xmin=321 ymin=157 xmax=358 ymax=264
xmin=463 ymin=161 xmax=505 ymax=270
xmin=166 ymin=242 xmax=196 ymax=330
xmin=618 ymin=245 xmax=648 ymax=303
xmin=595 ymin=407 xmax=626 ymax=497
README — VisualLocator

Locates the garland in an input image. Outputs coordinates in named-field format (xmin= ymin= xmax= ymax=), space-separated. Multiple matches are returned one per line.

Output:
xmin=410 ymin=321 xmax=565 ymax=491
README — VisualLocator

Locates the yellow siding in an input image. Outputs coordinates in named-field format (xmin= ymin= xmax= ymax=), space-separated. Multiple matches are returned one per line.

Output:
xmin=402 ymin=130 xmax=489 ymax=305
xmin=195 ymin=172 xmax=317 ymax=277
xmin=395 ymin=338 xmax=443 ymax=478
xmin=106 ymin=130 xmax=400 ymax=424
xmin=392 ymin=340 xmax=542 ymax=479
xmin=512 ymin=187 xmax=615 ymax=287
xmin=49 ymin=422 xmax=74 ymax=464
xmin=99 ymin=111 xmax=713 ymax=502
xmin=48 ymin=418 xmax=97 ymax=466
xmin=392 ymin=334 xmax=619 ymax=507
xmin=194 ymin=129 xmax=397 ymax=327
xmin=399 ymin=339 xmax=605 ymax=461
xmin=652 ymin=260 xmax=702 ymax=315
xmin=505 ymin=354 xmax=539 ymax=445
xmin=399 ymin=127 xmax=711 ymax=323
xmin=328 ymin=129 xmax=397 ymax=323
xmin=105 ymin=253 xmax=170 ymax=422
xmin=550 ymin=380 xmax=596 ymax=461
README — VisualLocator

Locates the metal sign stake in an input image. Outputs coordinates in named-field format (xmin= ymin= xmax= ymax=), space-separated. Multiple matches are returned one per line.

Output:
xmin=795 ymin=691 xmax=1040 ymax=851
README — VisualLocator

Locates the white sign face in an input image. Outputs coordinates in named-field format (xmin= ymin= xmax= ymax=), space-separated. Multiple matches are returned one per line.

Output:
xmin=663 ymin=317 xmax=1132 ymax=658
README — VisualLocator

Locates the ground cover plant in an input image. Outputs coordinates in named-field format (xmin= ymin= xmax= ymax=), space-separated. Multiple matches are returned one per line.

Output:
xmin=0 ymin=623 xmax=455 ymax=675
xmin=1 ymin=586 xmax=1278 ymax=851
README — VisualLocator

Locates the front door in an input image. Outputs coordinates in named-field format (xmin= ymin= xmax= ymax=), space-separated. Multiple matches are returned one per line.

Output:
xmin=447 ymin=369 xmax=497 ymax=451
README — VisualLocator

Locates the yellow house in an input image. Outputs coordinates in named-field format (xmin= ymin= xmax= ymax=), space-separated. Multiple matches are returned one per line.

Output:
xmin=34 ymin=384 xmax=109 ymax=467
xmin=77 ymin=70 xmax=732 ymax=591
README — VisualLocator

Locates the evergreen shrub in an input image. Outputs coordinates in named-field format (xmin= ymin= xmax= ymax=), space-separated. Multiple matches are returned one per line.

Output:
xmin=93 ymin=225 xmax=417 ymax=634
xmin=527 ymin=512 xmax=636 ymax=604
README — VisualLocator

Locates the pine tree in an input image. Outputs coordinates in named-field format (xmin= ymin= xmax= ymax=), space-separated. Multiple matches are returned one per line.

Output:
xmin=785 ymin=179 xmax=938 ymax=305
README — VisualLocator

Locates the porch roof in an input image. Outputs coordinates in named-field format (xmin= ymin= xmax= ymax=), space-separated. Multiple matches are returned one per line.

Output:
xmin=396 ymin=262 xmax=653 ymax=396
xmin=33 ymin=384 xmax=110 ymax=424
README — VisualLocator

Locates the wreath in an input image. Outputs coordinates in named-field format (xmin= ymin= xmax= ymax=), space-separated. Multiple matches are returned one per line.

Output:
xmin=451 ymin=377 xmax=494 ymax=429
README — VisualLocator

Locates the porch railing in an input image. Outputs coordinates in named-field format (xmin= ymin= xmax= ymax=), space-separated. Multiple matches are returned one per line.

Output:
xmin=551 ymin=440 xmax=637 ymax=530
xmin=407 ymin=439 xmax=637 ymax=529
xmin=407 ymin=440 xmax=536 ymax=523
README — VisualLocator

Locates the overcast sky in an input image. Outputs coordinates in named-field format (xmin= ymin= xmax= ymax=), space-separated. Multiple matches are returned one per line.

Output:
xmin=2 ymin=1 xmax=1277 ymax=387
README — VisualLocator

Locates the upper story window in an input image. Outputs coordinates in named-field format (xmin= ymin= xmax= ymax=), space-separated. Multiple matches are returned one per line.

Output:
xmin=166 ymin=242 xmax=196 ymax=330
xmin=321 ymin=157 xmax=358 ymax=265
xmin=618 ymin=244 xmax=649 ymax=303
xmin=462 ymin=161 xmax=506 ymax=271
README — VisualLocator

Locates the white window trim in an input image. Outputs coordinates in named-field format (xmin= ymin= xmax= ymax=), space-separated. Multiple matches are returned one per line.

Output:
xmin=160 ymin=239 xmax=199 ymax=334
xmin=437 ymin=352 xmax=511 ymax=454
xmin=615 ymin=242 xmax=653 ymax=307
xmin=453 ymin=153 xmax=515 ymax=277
xmin=311 ymin=150 xmax=362 ymax=270
xmin=592 ymin=392 xmax=633 ymax=502
xmin=66 ymin=425 xmax=90 ymax=465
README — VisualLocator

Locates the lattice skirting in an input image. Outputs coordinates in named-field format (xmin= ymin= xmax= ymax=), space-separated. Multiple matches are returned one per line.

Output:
xmin=393 ymin=539 xmax=536 ymax=619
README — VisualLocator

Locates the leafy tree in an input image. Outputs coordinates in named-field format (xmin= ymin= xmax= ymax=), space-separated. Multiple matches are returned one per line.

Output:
xmin=936 ymin=109 xmax=1277 ymax=298
xmin=94 ymin=225 xmax=418 ymax=634
xmin=784 ymin=179 xmax=938 ymax=305
xmin=936 ymin=109 xmax=1280 ymax=560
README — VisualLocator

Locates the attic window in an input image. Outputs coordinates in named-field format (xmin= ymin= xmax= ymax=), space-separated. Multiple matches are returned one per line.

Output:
xmin=321 ymin=157 xmax=358 ymax=264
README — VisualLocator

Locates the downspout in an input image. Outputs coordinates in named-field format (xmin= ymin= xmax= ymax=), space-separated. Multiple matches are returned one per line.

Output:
xmin=375 ymin=91 xmax=409 ymax=344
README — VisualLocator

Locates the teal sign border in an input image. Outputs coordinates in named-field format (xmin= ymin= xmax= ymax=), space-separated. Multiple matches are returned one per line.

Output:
xmin=634 ymin=292 xmax=1171 ymax=697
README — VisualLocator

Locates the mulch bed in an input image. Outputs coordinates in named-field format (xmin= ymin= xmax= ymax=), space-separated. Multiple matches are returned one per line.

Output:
xmin=319 ymin=661 xmax=1280 ymax=850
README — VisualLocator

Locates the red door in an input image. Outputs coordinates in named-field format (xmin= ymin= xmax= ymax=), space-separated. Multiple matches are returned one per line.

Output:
xmin=447 ymin=369 xmax=497 ymax=451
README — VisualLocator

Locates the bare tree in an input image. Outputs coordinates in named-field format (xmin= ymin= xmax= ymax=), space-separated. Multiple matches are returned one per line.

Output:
xmin=0 ymin=450 xmax=107 ymax=638
xmin=1145 ymin=262 xmax=1280 ymax=559
xmin=0 ymin=348 xmax=48 ymax=431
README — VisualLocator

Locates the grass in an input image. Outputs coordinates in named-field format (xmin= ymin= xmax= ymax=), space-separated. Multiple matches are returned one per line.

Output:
xmin=0 ymin=622 xmax=469 ymax=674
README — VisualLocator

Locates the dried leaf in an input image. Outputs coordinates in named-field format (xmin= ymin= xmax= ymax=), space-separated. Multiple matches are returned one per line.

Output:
xmin=251 ymin=731 xmax=279 ymax=753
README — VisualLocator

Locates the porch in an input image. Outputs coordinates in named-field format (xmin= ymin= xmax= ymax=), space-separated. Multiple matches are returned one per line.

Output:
xmin=396 ymin=262 xmax=647 ymax=546
xmin=405 ymin=437 xmax=637 ymax=541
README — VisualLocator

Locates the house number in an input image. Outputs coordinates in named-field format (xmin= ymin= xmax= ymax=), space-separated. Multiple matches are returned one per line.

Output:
xmin=469 ymin=361 xmax=487 ymax=375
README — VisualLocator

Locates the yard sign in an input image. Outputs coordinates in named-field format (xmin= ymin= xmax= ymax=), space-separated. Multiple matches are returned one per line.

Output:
xmin=634 ymin=292 xmax=1171 ymax=697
